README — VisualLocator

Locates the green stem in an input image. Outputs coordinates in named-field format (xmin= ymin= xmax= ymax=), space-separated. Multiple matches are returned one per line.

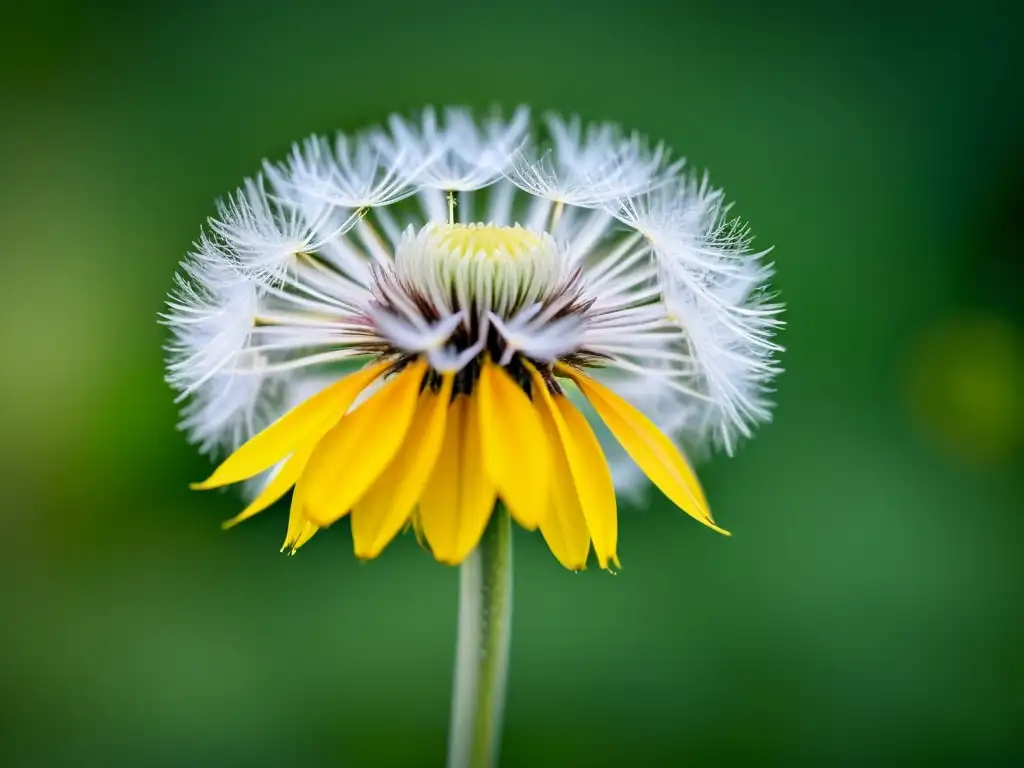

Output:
xmin=446 ymin=507 xmax=513 ymax=768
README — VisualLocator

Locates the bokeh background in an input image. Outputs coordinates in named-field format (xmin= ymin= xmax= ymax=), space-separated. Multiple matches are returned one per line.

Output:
xmin=2 ymin=0 xmax=1022 ymax=765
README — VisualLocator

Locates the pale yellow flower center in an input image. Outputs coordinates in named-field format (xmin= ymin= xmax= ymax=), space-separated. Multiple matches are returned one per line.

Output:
xmin=393 ymin=222 xmax=562 ymax=315
xmin=434 ymin=223 xmax=544 ymax=261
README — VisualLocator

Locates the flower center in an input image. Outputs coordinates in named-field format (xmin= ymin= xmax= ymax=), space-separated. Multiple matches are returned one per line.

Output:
xmin=435 ymin=222 xmax=543 ymax=260
xmin=393 ymin=222 xmax=562 ymax=317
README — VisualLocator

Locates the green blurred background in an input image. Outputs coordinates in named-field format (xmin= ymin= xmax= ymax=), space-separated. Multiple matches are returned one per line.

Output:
xmin=2 ymin=0 xmax=1022 ymax=764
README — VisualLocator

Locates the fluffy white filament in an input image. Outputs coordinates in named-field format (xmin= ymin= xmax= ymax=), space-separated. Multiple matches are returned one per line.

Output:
xmin=163 ymin=105 xmax=783 ymax=498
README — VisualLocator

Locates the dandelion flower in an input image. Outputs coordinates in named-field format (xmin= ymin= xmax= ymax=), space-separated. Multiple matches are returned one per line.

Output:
xmin=164 ymin=106 xmax=782 ymax=570
xmin=163 ymin=105 xmax=782 ymax=767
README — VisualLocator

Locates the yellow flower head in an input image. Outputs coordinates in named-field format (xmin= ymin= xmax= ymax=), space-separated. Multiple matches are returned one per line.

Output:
xmin=164 ymin=107 xmax=783 ymax=570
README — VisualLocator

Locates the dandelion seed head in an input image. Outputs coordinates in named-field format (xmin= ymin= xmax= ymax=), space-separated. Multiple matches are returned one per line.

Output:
xmin=166 ymin=105 xmax=784 ymax=565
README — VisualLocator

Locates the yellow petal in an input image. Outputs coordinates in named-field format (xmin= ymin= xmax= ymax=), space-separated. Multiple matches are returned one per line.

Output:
xmin=191 ymin=359 xmax=391 ymax=490
xmin=409 ymin=511 xmax=430 ymax=553
xmin=283 ymin=514 xmax=319 ymax=554
xmin=350 ymin=374 xmax=454 ymax=559
xmin=533 ymin=389 xmax=590 ymax=570
xmin=527 ymin=364 xmax=618 ymax=569
xmin=559 ymin=365 xmax=729 ymax=536
xmin=281 ymin=473 xmax=319 ymax=553
xmin=552 ymin=395 xmax=619 ymax=569
xmin=291 ymin=521 xmax=318 ymax=552
xmin=419 ymin=394 xmax=497 ymax=565
xmin=220 ymin=438 xmax=318 ymax=530
xmin=476 ymin=360 xmax=549 ymax=529
xmin=301 ymin=359 xmax=428 ymax=527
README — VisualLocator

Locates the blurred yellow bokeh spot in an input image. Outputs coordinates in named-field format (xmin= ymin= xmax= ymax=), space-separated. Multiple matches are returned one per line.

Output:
xmin=905 ymin=313 xmax=1024 ymax=466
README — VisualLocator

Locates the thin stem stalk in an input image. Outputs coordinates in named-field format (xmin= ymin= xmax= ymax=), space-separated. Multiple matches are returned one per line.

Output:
xmin=445 ymin=508 xmax=513 ymax=768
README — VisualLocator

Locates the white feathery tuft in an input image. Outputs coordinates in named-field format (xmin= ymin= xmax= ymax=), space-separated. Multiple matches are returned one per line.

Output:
xmin=265 ymin=128 xmax=422 ymax=210
xmin=506 ymin=114 xmax=682 ymax=208
xmin=163 ymin=245 xmax=258 ymax=399
xmin=208 ymin=176 xmax=339 ymax=282
xmin=162 ymin=245 xmax=285 ymax=456
xmin=385 ymin=106 xmax=531 ymax=193
xmin=608 ymin=173 xmax=784 ymax=453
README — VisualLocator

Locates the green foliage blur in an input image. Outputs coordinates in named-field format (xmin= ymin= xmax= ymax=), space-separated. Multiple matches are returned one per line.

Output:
xmin=2 ymin=0 xmax=1022 ymax=764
